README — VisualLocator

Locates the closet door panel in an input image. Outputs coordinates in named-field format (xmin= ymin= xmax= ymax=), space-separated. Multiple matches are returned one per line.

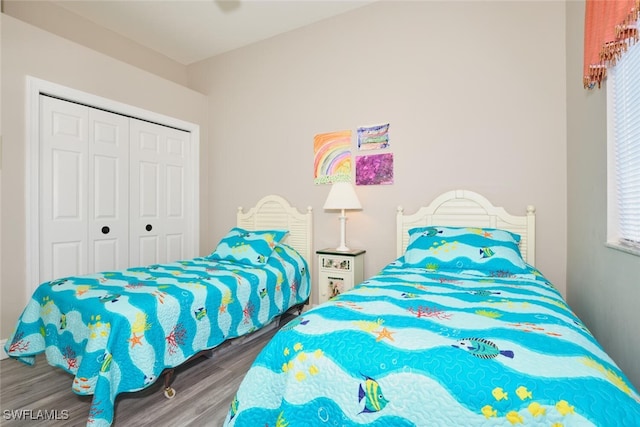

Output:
xmin=135 ymin=159 xmax=161 ymax=266
xmin=165 ymin=163 xmax=185 ymax=260
xmin=139 ymin=236 xmax=160 ymax=267
xmin=166 ymin=233 xmax=184 ymax=263
xmin=89 ymin=108 xmax=129 ymax=272
xmin=51 ymin=242 xmax=83 ymax=279
xmin=40 ymin=96 xmax=88 ymax=282
xmin=129 ymin=118 xmax=196 ymax=267
xmin=138 ymin=161 xmax=160 ymax=218
xmin=130 ymin=119 xmax=192 ymax=265
xmin=130 ymin=119 xmax=164 ymax=265
xmin=164 ymin=130 xmax=191 ymax=261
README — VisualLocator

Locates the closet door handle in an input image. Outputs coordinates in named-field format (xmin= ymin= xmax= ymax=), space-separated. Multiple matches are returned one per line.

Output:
xmin=101 ymin=226 xmax=110 ymax=235
xmin=145 ymin=224 xmax=153 ymax=232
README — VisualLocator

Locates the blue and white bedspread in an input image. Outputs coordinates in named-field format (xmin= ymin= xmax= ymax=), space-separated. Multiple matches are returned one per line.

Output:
xmin=5 ymin=244 xmax=309 ymax=427
xmin=225 ymin=262 xmax=640 ymax=426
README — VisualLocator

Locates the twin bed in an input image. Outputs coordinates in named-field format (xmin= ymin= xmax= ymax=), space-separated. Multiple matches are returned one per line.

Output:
xmin=6 ymin=190 xmax=640 ymax=426
xmin=4 ymin=195 xmax=313 ymax=427
xmin=224 ymin=190 xmax=640 ymax=426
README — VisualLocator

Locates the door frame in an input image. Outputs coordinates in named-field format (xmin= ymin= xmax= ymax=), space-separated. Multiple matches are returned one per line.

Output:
xmin=26 ymin=76 xmax=200 ymax=298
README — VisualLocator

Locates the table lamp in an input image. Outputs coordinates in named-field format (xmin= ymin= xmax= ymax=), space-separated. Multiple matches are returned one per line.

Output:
xmin=323 ymin=182 xmax=362 ymax=251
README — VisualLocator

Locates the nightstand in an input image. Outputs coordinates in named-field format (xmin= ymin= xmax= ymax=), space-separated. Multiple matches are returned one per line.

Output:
xmin=316 ymin=248 xmax=365 ymax=304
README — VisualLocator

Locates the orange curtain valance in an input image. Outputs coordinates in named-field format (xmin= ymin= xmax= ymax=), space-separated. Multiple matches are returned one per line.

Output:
xmin=584 ymin=0 xmax=640 ymax=89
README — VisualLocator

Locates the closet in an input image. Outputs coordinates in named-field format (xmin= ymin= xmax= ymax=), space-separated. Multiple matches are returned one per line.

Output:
xmin=39 ymin=95 xmax=194 ymax=283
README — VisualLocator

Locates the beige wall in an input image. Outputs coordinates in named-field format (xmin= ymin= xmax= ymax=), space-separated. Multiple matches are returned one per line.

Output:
xmin=566 ymin=1 xmax=640 ymax=389
xmin=2 ymin=0 xmax=188 ymax=86
xmin=0 ymin=14 xmax=209 ymax=339
xmin=188 ymin=0 xmax=568 ymax=302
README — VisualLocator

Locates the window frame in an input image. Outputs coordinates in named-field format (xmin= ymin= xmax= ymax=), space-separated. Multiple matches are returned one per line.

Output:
xmin=606 ymin=36 xmax=640 ymax=257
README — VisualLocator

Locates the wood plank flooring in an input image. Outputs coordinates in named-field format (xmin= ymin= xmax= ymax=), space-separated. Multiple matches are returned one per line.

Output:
xmin=0 ymin=317 xmax=287 ymax=427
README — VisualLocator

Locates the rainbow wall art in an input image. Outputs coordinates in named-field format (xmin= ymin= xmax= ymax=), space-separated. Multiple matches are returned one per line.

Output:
xmin=313 ymin=130 xmax=352 ymax=184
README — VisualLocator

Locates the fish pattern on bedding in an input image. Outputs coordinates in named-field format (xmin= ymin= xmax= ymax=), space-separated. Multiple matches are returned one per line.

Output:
xmin=224 ymin=261 xmax=640 ymax=427
xmin=5 ymin=244 xmax=309 ymax=427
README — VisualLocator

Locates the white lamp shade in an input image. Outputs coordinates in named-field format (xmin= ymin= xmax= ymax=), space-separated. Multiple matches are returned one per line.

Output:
xmin=323 ymin=182 xmax=362 ymax=211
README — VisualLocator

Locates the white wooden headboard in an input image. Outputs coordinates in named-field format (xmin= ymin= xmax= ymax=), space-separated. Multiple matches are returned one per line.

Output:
xmin=397 ymin=190 xmax=536 ymax=266
xmin=237 ymin=195 xmax=313 ymax=268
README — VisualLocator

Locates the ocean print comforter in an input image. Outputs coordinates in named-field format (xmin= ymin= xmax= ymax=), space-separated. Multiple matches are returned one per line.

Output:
xmin=5 ymin=243 xmax=309 ymax=427
xmin=225 ymin=261 xmax=640 ymax=426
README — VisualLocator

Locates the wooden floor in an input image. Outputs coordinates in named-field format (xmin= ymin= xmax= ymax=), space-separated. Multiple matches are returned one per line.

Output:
xmin=0 ymin=318 xmax=286 ymax=427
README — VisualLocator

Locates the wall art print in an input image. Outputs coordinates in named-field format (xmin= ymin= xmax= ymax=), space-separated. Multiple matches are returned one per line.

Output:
xmin=313 ymin=130 xmax=352 ymax=184
xmin=357 ymin=123 xmax=390 ymax=151
xmin=356 ymin=153 xmax=394 ymax=185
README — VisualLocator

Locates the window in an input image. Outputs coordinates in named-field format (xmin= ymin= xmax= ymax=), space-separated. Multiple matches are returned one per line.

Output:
xmin=607 ymin=35 xmax=640 ymax=254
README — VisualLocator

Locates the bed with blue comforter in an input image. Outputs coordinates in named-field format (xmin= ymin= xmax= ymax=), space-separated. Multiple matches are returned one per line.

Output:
xmin=224 ymin=226 xmax=640 ymax=426
xmin=5 ymin=228 xmax=310 ymax=427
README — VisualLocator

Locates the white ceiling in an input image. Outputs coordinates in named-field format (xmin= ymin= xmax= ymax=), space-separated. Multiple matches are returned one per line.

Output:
xmin=51 ymin=0 xmax=376 ymax=65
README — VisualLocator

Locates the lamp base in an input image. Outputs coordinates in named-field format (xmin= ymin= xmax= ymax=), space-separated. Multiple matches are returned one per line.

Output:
xmin=336 ymin=214 xmax=350 ymax=253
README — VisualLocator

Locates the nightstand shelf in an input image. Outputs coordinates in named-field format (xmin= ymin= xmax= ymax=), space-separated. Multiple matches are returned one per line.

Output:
xmin=316 ymin=248 xmax=365 ymax=304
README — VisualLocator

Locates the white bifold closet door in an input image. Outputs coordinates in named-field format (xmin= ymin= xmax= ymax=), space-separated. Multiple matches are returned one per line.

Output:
xmin=129 ymin=118 xmax=192 ymax=267
xmin=39 ymin=95 xmax=193 ymax=283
